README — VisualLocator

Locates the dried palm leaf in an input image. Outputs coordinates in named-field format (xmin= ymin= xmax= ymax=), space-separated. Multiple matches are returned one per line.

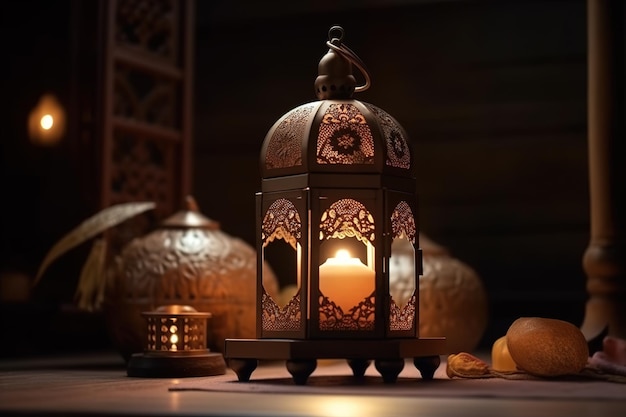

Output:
xmin=34 ymin=201 xmax=156 ymax=285
xmin=75 ymin=238 xmax=108 ymax=311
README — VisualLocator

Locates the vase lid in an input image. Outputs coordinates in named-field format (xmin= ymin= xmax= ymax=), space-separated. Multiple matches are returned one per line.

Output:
xmin=161 ymin=196 xmax=219 ymax=230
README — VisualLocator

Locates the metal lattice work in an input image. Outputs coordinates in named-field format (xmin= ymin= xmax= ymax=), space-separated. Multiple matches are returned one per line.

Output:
xmin=111 ymin=132 xmax=174 ymax=216
xmin=146 ymin=316 xmax=205 ymax=352
xmin=114 ymin=66 xmax=179 ymax=128
xmin=115 ymin=0 xmax=176 ymax=61
xmin=391 ymin=201 xmax=416 ymax=243
xmin=144 ymin=307 xmax=209 ymax=355
xmin=389 ymin=294 xmax=416 ymax=331
xmin=103 ymin=0 xmax=192 ymax=218
xmin=389 ymin=201 xmax=417 ymax=329
xmin=317 ymin=103 xmax=375 ymax=165
xmin=265 ymin=104 xmax=315 ymax=169
xmin=364 ymin=103 xmax=411 ymax=170
xmin=318 ymin=198 xmax=376 ymax=331
xmin=261 ymin=289 xmax=301 ymax=331
xmin=319 ymin=199 xmax=375 ymax=243
xmin=261 ymin=199 xmax=303 ymax=331
xmin=261 ymin=199 xmax=302 ymax=250
xmin=319 ymin=291 xmax=376 ymax=331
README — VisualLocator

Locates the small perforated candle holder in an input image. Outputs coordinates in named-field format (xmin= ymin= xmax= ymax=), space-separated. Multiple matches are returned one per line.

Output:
xmin=127 ymin=305 xmax=226 ymax=378
xmin=224 ymin=26 xmax=446 ymax=385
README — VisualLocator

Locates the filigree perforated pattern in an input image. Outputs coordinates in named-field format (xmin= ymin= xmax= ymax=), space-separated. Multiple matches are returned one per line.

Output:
xmin=265 ymin=104 xmax=315 ymax=169
xmin=115 ymin=0 xmax=176 ymax=61
xmin=261 ymin=199 xmax=302 ymax=250
xmin=319 ymin=292 xmax=375 ymax=331
xmin=114 ymin=67 xmax=179 ymax=128
xmin=391 ymin=201 xmax=416 ymax=244
xmin=389 ymin=294 xmax=416 ymax=331
xmin=111 ymin=132 xmax=174 ymax=218
xmin=319 ymin=199 xmax=375 ymax=243
xmin=364 ymin=103 xmax=411 ymax=170
xmin=317 ymin=103 xmax=375 ymax=165
xmin=146 ymin=315 xmax=206 ymax=352
xmin=261 ymin=288 xmax=301 ymax=331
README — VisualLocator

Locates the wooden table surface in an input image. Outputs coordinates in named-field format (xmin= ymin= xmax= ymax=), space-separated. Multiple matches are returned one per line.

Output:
xmin=0 ymin=351 xmax=625 ymax=417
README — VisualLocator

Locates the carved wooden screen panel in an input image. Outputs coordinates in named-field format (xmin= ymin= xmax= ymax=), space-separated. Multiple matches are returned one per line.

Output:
xmin=102 ymin=0 xmax=193 ymax=221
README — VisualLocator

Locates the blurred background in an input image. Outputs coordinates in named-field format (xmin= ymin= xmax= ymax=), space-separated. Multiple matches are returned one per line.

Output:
xmin=0 ymin=0 xmax=591 ymax=356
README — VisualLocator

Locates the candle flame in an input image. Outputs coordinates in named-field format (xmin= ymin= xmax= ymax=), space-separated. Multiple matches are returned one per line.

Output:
xmin=335 ymin=249 xmax=351 ymax=260
xmin=40 ymin=114 xmax=54 ymax=130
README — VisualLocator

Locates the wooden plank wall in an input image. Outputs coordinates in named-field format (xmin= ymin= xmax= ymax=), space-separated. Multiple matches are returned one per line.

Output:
xmin=193 ymin=0 xmax=590 ymax=347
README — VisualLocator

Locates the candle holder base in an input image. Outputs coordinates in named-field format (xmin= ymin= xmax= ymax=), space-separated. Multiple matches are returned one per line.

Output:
xmin=127 ymin=351 xmax=227 ymax=378
xmin=224 ymin=337 xmax=446 ymax=385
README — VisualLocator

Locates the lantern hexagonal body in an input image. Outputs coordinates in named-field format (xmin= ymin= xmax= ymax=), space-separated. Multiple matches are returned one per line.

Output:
xmin=258 ymin=99 xmax=420 ymax=340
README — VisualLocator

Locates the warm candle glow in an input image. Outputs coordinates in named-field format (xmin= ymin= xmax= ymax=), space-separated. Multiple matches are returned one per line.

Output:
xmin=28 ymin=94 xmax=66 ymax=146
xmin=169 ymin=324 xmax=179 ymax=346
xmin=319 ymin=249 xmax=375 ymax=312
xmin=40 ymin=114 xmax=54 ymax=130
xmin=316 ymin=398 xmax=369 ymax=417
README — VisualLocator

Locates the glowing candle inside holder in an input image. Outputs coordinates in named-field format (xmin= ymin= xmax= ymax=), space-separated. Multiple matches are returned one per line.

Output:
xmin=319 ymin=249 xmax=375 ymax=313
xmin=126 ymin=305 xmax=226 ymax=378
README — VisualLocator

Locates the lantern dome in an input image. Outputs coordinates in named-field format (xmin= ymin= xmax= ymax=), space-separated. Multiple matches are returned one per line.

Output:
xmin=260 ymin=27 xmax=415 ymax=187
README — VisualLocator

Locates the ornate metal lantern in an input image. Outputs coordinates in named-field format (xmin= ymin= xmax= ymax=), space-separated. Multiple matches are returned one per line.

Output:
xmin=224 ymin=26 xmax=446 ymax=385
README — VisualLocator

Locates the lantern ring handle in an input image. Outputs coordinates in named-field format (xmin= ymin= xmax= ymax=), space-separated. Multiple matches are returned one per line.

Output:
xmin=326 ymin=40 xmax=372 ymax=93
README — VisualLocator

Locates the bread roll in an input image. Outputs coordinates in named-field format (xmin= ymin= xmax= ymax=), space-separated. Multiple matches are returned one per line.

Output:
xmin=506 ymin=317 xmax=588 ymax=377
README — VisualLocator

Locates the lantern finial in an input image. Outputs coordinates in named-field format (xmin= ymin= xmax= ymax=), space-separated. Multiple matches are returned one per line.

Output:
xmin=315 ymin=26 xmax=371 ymax=100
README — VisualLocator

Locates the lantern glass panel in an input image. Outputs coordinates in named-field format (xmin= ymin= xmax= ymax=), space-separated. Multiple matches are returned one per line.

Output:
xmin=389 ymin=200 xmax=418 ymax=332
xmin=318 ymin=198 xmax=376 ymax=332
xmin=261 ymin=198 xmax=303 ymax=332
xmin=264 ymin=239 xmax=299 ymax=308
xmin=389 ymin=235 xmax=416 ymax=308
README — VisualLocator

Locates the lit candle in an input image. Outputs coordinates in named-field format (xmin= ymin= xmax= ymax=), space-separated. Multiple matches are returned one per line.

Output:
xmin=319 ymin=249 xmax=375 ymax=312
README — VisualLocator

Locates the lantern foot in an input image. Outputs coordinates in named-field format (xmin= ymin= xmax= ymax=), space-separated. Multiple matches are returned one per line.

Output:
xmin=374 ymin=358 xmax=405 ymax=383
xmin=413 ymin=355 xmax=441 ymax=380
xmin=228 ymin=358 xmax=258 ymax=382
xmin=347 ymin=358 xmax=371 ymax=378
xmin=286 ymin=359 xmax=317 ymax=385
xmin=224 ymin=337 xmax=446 ymax=384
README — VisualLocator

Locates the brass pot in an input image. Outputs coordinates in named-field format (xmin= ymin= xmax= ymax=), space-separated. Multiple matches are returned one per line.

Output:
xmin=104 ymin=198 xmax=278 ymax=361
xmin=418 ymin=235 xmax=488 ymax=353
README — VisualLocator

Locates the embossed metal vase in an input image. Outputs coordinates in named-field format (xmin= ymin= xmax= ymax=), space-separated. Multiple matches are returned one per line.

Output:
xmin=389 ymin=234 xmax=488 ymax=353
xmin=418 ymin=235 xmax=488 ymax=353
xmin=104 ymin=197 xmax=278 ymax=361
